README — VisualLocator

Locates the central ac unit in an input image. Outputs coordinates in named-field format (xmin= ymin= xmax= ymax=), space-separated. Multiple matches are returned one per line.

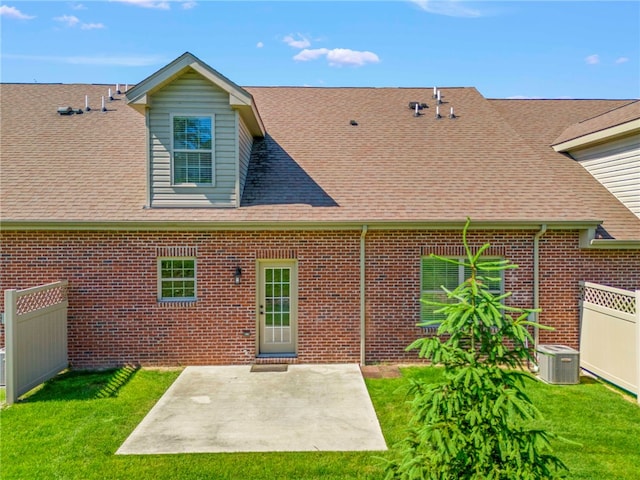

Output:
xmin=537 ymin=344 xmax=579 ymax=385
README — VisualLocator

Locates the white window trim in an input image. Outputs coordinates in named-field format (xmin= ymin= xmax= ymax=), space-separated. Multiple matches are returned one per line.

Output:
xmin=170 ymin=113 xmax=215 ymax=187
xmin=157 ymin=256 xmax=198 ymax=302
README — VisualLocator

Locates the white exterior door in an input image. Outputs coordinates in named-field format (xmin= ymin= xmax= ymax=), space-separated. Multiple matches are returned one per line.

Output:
xmin=258 ymin=260 xmax=297 ymax=355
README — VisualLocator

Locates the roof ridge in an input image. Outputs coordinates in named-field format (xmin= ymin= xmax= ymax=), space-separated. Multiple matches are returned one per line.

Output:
xmin=573 ymin=99 xmax=639 ymax=125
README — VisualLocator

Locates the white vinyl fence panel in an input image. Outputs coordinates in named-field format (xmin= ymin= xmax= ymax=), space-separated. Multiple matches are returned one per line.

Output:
xmin=579 ymin=281 xmax=639 ymax=403
xmin=4 ymin=281 xmax=69 ymax=405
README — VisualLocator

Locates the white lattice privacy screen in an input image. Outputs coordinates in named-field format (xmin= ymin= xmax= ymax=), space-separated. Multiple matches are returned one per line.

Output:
xmin=579 ymin=281 xmax=639 ymax=403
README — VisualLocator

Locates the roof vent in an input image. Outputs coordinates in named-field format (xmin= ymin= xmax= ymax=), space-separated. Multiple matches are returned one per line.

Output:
xmin=57 ymin=107 xmax=84 ymax=116
xmin=408 ymin=102 xmax=428 ymax=110
xmin=350 ymin=120 xmax=358 ymax=126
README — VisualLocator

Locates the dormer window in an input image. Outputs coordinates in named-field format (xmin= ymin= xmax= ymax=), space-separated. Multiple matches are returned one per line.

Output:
xmin=172 ymin=115 xmax=213 ymax=185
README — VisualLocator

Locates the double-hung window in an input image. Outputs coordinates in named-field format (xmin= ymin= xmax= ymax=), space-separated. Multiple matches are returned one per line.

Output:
xmin=158 ymin=257 xmax=197 ymax=302
xmin=420 ymin=256 xmax=503 ymax=325
xmin=172 ymin=115 xmax=213 ymax=185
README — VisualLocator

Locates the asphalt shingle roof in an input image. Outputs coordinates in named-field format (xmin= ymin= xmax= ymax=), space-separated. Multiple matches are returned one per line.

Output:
xmin=1 ymin=82 xmax=639 ymax=240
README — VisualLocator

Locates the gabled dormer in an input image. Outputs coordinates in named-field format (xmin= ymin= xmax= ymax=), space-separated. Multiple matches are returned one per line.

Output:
xmin=126 ymin=52 xmax=265 ymax=208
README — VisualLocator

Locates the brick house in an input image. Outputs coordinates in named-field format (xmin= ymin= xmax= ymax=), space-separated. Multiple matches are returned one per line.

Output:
xmin=1 ymin=52 xmax=638 ymax=368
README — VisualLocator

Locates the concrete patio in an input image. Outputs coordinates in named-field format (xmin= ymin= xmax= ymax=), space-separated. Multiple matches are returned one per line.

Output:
xmin=116 ymin=364 xmax=387 ymax=454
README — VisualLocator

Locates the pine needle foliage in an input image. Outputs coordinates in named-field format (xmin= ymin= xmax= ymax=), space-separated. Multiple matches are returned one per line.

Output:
xmin=385 ymin=219 xmax=568 ymax=480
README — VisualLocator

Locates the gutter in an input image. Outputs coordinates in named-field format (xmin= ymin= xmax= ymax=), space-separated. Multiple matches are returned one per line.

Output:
xmin=360 ymin=225 xmax=368 ymax=365
xmin=532 ymin=224 xmax=547 ymax=366
xmin=585 ymin=239 xmax=640 ymax=250
xmin=580 ymin=228 xmax=640 ymax=250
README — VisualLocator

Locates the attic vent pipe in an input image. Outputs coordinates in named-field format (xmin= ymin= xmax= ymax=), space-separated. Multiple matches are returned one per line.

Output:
xmin=85 ymin=95 xmax=91 ymax=112
xmin=116 ymin=83 xmax=121 ymax=95
xmin=409 ymin=102 xmax=428 ymax=117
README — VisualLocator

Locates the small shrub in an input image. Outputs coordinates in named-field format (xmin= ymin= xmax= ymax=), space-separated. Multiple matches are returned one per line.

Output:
xmin=385 ymin=219 xmax=567 ymax=480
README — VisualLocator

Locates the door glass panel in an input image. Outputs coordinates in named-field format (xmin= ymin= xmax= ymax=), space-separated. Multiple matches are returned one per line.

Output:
xmin=264 ymin=267 xmax=291 ymax=344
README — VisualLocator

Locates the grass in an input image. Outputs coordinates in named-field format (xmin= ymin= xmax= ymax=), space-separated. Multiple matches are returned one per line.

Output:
xmin=1 ymin=367 xmax=639 ymax=479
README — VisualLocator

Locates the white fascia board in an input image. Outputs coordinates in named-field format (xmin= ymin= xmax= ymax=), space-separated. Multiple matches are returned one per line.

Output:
xmin=0 ymin=219 xmax=603 ymax=232
xmin=125 ymin=52 xmax=264 ymax=136
xmin=126 ymin=53 xmax=195 ymax=104
xmin=189 ymin=63 xmax=253 ymax=106
xmin=553 ymin=119 xmax=640 ymax=153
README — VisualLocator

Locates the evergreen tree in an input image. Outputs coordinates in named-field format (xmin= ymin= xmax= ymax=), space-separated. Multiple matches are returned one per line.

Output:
xmin=385 ymin=219 xmax=567 ymax=480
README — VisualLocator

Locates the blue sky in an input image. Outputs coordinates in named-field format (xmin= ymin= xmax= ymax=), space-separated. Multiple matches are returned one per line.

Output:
xmin=1 ymin=1 xmax=638 ymax=99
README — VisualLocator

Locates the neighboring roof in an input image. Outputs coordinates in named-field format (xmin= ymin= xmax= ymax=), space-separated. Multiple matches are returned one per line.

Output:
xmin=552 ymin=100 xmax=640 ymax=150
xmin=489 ymin=98 xmax=634 ymax=147
xmin=1 ymin=78 xmax=639 ymax=241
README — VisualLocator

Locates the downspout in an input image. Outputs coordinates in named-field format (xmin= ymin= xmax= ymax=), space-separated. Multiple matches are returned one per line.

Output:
xmin=532 ymin=224 xmax=547 ymax=369
xmin=360 ymin=225 xmax=368 ymax=365
xmin=144 ymin=107 xmax=152 ymax=208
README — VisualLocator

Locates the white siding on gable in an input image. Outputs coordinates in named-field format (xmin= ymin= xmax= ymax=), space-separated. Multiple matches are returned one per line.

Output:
xmin=149 ymin=69 xmax=238 ymax=207
xmin=238 ymin=116 xmax=253 ymax=201
xmin=571 ymin=135 xmax=640 ymax=218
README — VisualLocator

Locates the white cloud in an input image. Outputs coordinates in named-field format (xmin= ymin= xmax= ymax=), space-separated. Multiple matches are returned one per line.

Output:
xmin=2 ymin=53 xmax=167 ymax=67
xmin=71 ymin=3 xmax=87 ymax=10
xmin=54 ymin=14 xmax=80 ymax=27
xmin=326 ymin=48 xmax=380 ymax=67
xmin=615 ymin=57 xmax=629 ymax=64
xmin=181 ymin=1 xmax=197 ymax=9
xmin=54 ymin=14 xmax=105 ymax=30
xmin=283 ymin=34 xmax=311 ymax=49
xmin=294 ymin=48 xmax=380 ymax=67
xmin=294 ymin=48 xmax=330 ymax=62
xmin=256 ymin=41 xmax=264 ymax=48
xmin=81 ymin=22 xmax=106 ymax=30
xmin=585 ymin=54 xmax=600 ymax=65
xmin=112 ymin=0 xmax=171 ymax=9
xmin=0 ymin=5 xmax=36 ymax=19
xmin=410 ymin=0 xmax=482 ymax=18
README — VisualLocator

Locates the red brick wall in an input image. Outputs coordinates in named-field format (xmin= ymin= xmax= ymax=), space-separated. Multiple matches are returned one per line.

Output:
xmin=364 ymin=230 xmax=537 ymax=363
xmin=1 ymin=229 xmax=638 ymax=368
xmin=363 ymin=229 xmax=640 ymax=363
xmin=537 ymin=231 xmax=640 ymax=347
xmin=0 ymin=230 xmax=361 ymax=368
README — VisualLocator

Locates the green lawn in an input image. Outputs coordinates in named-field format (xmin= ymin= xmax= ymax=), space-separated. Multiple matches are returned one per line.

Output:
xmin=1 ymin=366 xmax=638 ymax=479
